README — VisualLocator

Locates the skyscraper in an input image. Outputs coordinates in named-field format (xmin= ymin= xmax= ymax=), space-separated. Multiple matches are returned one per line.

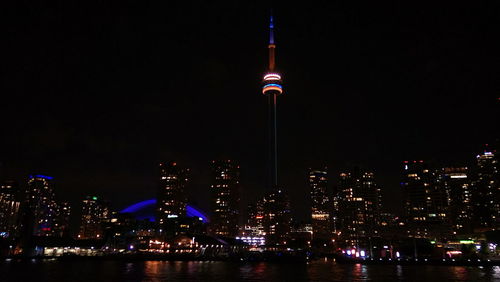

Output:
xmin=337 ymin=168 xmax=381 ymax=245
xmin=401 ymin=161 xmax=450 ymax=239
xmin=24 ymin=175 xmax=59 ymax=237
xmin=244 ymin=200 xmax=265 ymax=236
xmin=472 ymin=149 xmax=499 ymax=231
xmin=0 ymin=180 xmax=21 ymax=238
xmin=78 ymin=196 xmax=109 ymax=239
xmin=263 ymin=189 xmax=291 ymax=246
xmin=210 ymin=160 xmax=240 ymax=237
xmin=309 ymin=168 xmax=331 ymax=240
xmin=54 ymin=201 xmax=71 ymax=238
xmin=438 ymin=167 xmax=472 ymax=234
xmin=156 ymin=162 xmax=189 ymax=228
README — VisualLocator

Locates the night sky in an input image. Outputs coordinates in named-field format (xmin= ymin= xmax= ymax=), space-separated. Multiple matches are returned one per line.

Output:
xmin=3 ymin=2 xmax=500 ymax=223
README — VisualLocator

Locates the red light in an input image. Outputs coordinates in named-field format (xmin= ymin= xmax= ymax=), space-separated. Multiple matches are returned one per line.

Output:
xmin=256 ymin=216 xmax=263 ymax=219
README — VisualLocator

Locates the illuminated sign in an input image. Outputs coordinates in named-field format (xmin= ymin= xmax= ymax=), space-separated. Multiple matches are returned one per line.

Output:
xmin=459 ymin=240 xmax=475 ymax=244
xmin=450 ymin=175 xmax=467 ymax=179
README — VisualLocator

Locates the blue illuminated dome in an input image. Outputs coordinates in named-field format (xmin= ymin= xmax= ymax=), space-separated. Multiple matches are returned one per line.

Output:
xmin=120 ymin=199 xmax=209 ymax=223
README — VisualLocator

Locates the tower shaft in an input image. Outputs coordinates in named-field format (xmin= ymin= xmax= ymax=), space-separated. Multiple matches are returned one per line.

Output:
xmin=268 ymin=92 xmax=277 ymax=188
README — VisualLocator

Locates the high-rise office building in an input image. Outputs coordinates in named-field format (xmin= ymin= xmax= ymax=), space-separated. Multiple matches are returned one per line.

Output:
xmin=472 ymin=149 xmax=499 ymax=231
xmin=437 ymin=167 xmax=472 ymax=234
xmin=401 ymin=161 xmax=450 ymax=239
xmin=309 ymin=168 xmax=331 ymax=240
xmin=337 ymin=168 xmax=381 ymax=245
xmin=78 ymin=196 xmax=108 ymax=239
xmin=0 ymin=180 xmax=21 ymax=238
xmin=156 ymin=162 xmax=189 ymax=228
xmin=210 ymin=160 xmax=240 ymax=237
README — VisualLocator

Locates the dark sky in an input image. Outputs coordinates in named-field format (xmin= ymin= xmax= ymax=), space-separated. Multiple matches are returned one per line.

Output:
xmin=2 ymin=1 xmax=500 ymax=222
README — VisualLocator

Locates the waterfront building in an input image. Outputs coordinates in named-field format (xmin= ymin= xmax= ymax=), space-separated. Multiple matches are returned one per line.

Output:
xmin=78 ymin=196 xmax=109 ymax=239
xmin=24 ymin=175 xmax=59 ymax=237
xmin=0 ymin=180 xmax=21 ymax=238
xmin=54 ymin=201 xmax=71 ymax=238
xmin=437 ymin=167 xmax=473 ymax=234
xmin=308 ymin=168 xmax=332 ymax=240
xmin=209 ymin=160 xmax=240 ymax=238
xmin=401 ymin=161 xmax=451 ymax=239
xmin=243 ymin=200 xmax=265 ymax=237
xmin=471 ymin=149 xmax=499 ymax=231
xmin=156 ymin=162 xmax=189 ymax=228
xmin=337 ymin=168 xmax=382 ymax=245
xmin=263 ymin=189 xmax=291 ymax=246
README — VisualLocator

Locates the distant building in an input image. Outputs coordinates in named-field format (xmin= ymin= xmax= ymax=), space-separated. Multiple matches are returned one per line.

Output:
xmin=337 ymin=168 xmax=381 ymax=245
xmin=54 ymin=201 xmax=71 ymax=238
xmin=209 ymin=160 xmax=240 ymax=238
xmin=78 ymin=196 xmax=108 ymax=239
xmin=0 ymin=180 xmax=21 ymax=238
xmin=24 ymin=175 xmax=59 ymax=237
xmin=263 ymin=189 xmax=291 ymax=246
xmin=472 ymin=149 xmax=499 ymax=231
xmin=401 ymin=161 xmax=450 ymax=239
xmin=308 ymin=168 xmax=331 ymax=240
xmin=243 ymin=200 xmax=265 ymax=237
xmin=437 ymin=167 xmax=472 ymax=234
xmin=156 ymin=162 xmax=189 ymax=228
xmin=378 ymin=212 xmax=406 ymax=239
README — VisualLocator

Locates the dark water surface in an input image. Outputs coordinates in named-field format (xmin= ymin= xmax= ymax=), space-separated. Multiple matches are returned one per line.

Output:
xmin=1 ymin=259 xmax=499 ymax=281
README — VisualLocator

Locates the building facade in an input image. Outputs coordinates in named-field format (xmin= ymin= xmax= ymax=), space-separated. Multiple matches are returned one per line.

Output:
xmin=78 ymin=196 xmax=108 ymax=239
xmin=24 ymin=175 xmax=59 ymax=237
xmin=309 ymin=168 xmax=331 ymax=240
xmin=401 ymin=161 xmax=450 ymax=239
xmin=209 ymin=160 xmax=240 ymax=237
xmin=337 ymin=168 xmax=381 ymax=245
xmin=438 ymin=167 xmax=472 ymax=234
xmin=0 ymin=180 xmax=21 ymax=238
xmin=472 ymin=150 xmax=499 ymax=231
xmin=263 ymin=189 xmax=291 ymax=246
xmin=156 ymin=162 xmax=189 ymax=228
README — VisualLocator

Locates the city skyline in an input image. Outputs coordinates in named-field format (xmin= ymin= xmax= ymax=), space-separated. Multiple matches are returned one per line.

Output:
xmin=3 ymin=3 xmax=500 ymax=280
xmin=2 ymin=2 xmax=500 ymax=221
xmin=0 ymin=145 xmax=497 ymax=231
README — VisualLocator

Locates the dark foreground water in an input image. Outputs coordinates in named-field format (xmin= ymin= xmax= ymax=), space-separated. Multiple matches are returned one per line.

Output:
xmin=1 ymin=259 xmax=500 ymax=281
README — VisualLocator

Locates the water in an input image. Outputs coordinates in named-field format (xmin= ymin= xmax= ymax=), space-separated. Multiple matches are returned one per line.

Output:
xmin=1 ymin=259 xmax=499 ymax=281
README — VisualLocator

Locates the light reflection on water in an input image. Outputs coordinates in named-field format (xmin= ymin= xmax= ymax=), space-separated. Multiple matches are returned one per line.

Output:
xmin=1 ymin=259 xmax=500 ymax=281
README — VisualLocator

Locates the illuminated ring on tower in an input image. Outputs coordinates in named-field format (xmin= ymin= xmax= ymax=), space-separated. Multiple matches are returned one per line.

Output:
xmin=264 ymin=73 xmax=282 ymax=81
xmin=262 ymin=83 xmax=283 ymax=94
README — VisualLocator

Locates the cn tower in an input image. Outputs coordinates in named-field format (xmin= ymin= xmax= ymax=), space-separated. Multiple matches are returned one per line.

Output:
xmin=262 ymin=15 xmax=283 ymax=189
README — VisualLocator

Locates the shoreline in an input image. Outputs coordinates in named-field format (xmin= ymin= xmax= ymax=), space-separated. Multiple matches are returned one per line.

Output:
xmin=2 ymin=254 xmax=500 ymax=266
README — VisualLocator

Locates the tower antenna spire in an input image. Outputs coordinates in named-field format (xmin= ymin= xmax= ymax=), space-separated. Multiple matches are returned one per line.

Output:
xmin=269 ymin=13 xmax=275 ymax=45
